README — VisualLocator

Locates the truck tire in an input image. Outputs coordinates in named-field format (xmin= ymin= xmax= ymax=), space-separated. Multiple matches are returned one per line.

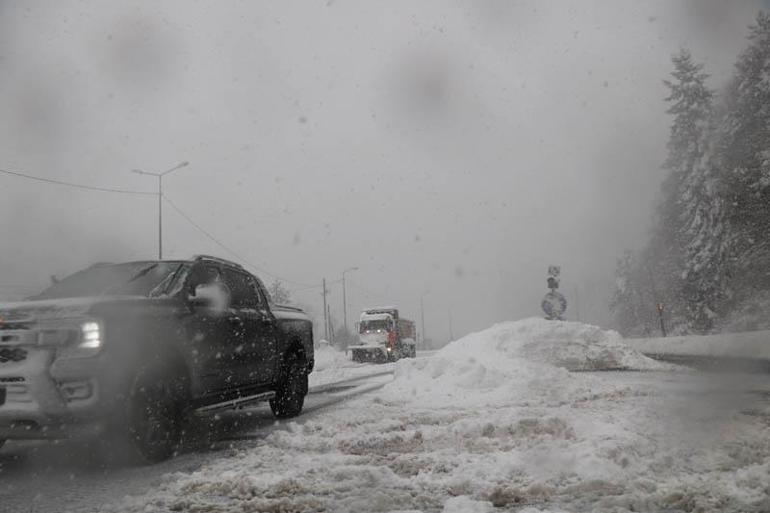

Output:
xmin=270 ymin=360 xmax=307 ymax=419
xmin=125 ymin=362 xmax=189 ymax=463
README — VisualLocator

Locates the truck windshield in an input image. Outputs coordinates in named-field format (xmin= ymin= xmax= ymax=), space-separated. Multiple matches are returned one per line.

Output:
xmin=359 ymin=319 xmax=391 ymax=333
xmin=33 ymin=261 xmax=185 ymax=300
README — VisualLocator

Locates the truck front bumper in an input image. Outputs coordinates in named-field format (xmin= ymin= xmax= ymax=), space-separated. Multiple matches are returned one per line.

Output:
xmin=350 ymin=345 xmax=390 ymax=363
xmin=0 ymin=346 xmax=106 ymax=440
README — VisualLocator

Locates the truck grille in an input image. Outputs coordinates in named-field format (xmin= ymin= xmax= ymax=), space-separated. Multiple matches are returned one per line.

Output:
xmin=0 ymin=347 xmax=27 ymax=363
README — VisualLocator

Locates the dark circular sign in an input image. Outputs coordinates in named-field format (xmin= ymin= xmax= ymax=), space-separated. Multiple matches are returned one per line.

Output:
xmin=541 ymin=291 xmax=567 ymax=320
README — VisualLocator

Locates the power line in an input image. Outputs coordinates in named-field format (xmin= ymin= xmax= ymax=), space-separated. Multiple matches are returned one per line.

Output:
xmin=0 ymin=165 xmax=318 ymax=289
xmin=0 ymin=168 xmax=154 ymax=195
xmin=162 ymin=194 xmax=316 ymax=288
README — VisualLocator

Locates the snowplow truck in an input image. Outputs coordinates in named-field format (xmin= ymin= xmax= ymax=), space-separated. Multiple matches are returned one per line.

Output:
xmin=350 ymin=307 xmax=416 ymax=363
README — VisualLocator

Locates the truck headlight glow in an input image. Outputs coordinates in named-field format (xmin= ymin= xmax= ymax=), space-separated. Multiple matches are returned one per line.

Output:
xmin=80 ymin=321 xmax=102 ymax=349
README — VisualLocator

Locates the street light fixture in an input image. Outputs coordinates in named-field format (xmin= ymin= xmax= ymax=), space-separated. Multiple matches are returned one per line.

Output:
xmin=342 ymin=266 xmax=359 ymax=333
xmin=131 ymin=161 xmax=190 ymax=259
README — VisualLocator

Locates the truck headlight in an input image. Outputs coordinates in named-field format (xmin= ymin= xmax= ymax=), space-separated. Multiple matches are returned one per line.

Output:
xmin=56 ymin=320 xmax=103 ymax=359
xmin=80 ymin=321 xmax=102 ymax=349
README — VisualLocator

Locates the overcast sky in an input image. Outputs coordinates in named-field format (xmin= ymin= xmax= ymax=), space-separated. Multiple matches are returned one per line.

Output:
xmin=0 ymin=1 xmax=765 ymax=341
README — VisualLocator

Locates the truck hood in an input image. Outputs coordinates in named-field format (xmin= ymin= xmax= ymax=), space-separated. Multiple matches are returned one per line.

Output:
xmin=0 ymin=296 xmax=146 ymax=323
xmin=358 ymin=332 xmax=388 ymax=346
xmin=271 ymin=304 xmax=311 ymax=322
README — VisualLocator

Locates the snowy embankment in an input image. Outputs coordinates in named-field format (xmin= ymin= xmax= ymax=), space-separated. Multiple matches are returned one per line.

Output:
xmin=106 ymin=319 xmax=770 ymax=513
xmin=628 ymin=330 xmax=770 ymax=361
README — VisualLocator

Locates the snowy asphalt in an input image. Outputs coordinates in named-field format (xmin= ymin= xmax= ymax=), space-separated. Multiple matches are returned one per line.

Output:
xmin=0 ymin=370 xmax=396 ymax=513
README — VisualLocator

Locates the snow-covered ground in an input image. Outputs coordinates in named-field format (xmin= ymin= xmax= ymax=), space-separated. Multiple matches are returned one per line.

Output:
xmin=101 ymin=319 xmax=770 ymax=513
xmin=310 ymin=341 xmax=396 ymax=387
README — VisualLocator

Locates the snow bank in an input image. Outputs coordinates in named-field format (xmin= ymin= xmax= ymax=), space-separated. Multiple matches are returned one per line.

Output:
xmin=312 ymin=340 xmax=351 ymax=372
xmin=383 ymin=318 xmax=671 ymax=408
xmin=440 ymin=318 xmax=667 ymax=371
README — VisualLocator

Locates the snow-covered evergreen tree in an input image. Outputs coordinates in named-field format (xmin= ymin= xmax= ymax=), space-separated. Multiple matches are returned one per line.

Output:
xmin=660 ymin=49 xmax=724 ymax=332
xmin=644 ymin=49 xmax=715 ymax=332
xmin=610 ymin=250 xmax=660 ymax=336
xmin=719 ymin=12 xmax=770 ymax=308
xmin=679 ymin=139 xmax=726 ymax=332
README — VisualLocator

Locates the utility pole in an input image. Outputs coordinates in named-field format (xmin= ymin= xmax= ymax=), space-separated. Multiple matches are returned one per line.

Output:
xmin=342 ymin=267 xmax=359 ymax=334
xmin=420 ymin=291 xmax=428 ymax=347
xmin=131 ymin=161 xmax=189 ymax=259
xmin=447 ymin=308 xmax=454 ymax=342
xmin=574 ymin=284 xmax=581 ymax=322
xmin=322 ymin=278 xmax=329 ymax=341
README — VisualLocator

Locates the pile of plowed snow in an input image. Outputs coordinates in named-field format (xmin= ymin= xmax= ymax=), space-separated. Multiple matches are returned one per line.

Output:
xmin=312 ymin=340 xmax=350 ymax=372
xmin=383 ymin=318 xmax=672 ymax=407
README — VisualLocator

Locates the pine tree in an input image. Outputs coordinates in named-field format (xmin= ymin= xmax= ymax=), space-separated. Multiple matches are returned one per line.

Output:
xmin=610 ymin=250 xmax=659 ymax=336
xmin=652 ymin=48 xmax=715 ymax=331
xmin=719 ymin=12 xmax=770 ymax=307
xmin=679 ymin=138 xmax=726 ymax=332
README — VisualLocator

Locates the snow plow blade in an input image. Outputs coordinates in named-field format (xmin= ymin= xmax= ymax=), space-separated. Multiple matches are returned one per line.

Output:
xmin=351 ymin=347 xmax=388 ymax=364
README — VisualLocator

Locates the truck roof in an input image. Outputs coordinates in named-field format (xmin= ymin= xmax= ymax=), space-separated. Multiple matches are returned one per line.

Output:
xmin=362 ymin=306 xmax=399 ymax=314
xmin=360 ymin=312 xmax=393 ymax=321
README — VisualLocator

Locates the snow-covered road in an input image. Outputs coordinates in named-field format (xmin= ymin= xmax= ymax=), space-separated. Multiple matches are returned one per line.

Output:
xmin=0 ymin=355 xmax=396 ymax=513
xmin=3 ymin=321 xmax=770 ymax=513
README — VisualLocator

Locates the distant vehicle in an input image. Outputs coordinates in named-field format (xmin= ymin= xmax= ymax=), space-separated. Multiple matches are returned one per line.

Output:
xmin=350 ymin=307 xmax=416 ymax=363
xmin=0 ymin=255 xmax=314 ymax=463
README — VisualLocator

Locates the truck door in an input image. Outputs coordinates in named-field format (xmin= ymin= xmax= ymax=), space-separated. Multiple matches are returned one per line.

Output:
xmin=223 ymin=269 xmax=278 ymax=387
xmin=181 ymin=263 xmax=243 ymax=397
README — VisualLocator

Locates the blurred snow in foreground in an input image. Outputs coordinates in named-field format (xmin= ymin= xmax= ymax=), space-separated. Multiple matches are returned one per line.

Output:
xmin=104 ymin=319 xmax=770 ymax=513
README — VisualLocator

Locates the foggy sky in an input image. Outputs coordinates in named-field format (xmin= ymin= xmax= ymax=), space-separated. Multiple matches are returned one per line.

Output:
xmin=0 ymin=1 xmax=764 ymax=342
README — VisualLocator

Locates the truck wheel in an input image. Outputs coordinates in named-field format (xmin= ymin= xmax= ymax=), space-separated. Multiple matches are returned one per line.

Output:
xmin=125 ymin=363 xmax=189 ymax=463
xmin=270 ymin=361 xmax=307 ymax=419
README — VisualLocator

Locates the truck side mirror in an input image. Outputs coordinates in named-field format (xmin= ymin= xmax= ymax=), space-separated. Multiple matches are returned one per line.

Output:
xmin=190 ymin=282 xmax=231 ymax=311
xmin=189 ymin=293 xmax=214 ymax=309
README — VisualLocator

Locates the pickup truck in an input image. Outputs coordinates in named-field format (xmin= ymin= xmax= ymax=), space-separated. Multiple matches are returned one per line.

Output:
xmin=0 ymin=255 xmax=314 ymax=462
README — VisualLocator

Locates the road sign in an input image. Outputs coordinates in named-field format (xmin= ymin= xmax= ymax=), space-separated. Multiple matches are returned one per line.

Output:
xmin=542 ymin=291 xmax=567 ymax=320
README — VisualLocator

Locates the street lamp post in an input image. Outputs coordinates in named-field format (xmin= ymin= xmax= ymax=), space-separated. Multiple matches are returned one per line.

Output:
xmin=131 ymin=161 xmax=189 ymax=259
xmin=342 ymin=267 xmax=359 ymax=333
